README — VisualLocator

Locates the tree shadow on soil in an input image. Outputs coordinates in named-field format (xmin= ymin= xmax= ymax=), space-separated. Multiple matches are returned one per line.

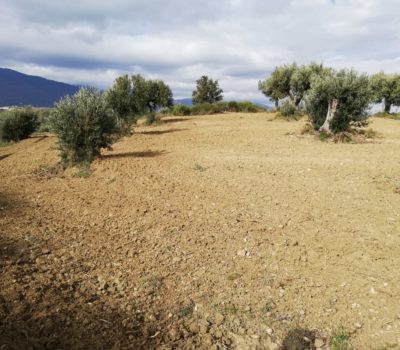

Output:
xmin=161 ymin=118 xmax=193 ymax=124
xmin=0 ymin=229 xmax=191 ymax=350
xmin=102 ymin=150 xmax=167 ymax=159
xmin=136 ymin=128 xmax=187 ymax=135
xmin=0 ymin=192 xmax=168 ymax=350
xmin=0 ymin=154 xmax=11 ymax=161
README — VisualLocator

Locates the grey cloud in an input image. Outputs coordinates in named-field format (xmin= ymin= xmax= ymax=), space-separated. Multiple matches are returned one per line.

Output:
xmin=0 ymin=0 xmax=399 ymax=101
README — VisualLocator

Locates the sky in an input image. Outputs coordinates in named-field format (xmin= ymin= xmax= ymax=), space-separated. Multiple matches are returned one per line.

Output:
xmin=0 ymin=0 xmax=399 ymax=101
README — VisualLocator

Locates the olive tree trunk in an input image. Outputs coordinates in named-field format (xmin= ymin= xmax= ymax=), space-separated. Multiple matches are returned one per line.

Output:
xmin=319 ymin=99 xmax=338 ymax=133
xmin=384 ymin=99 xmax=391 ymax=113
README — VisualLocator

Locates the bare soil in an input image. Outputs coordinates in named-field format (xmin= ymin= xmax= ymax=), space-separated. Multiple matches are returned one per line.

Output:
xmin=1 ymin=113 xmax=399 ymax=350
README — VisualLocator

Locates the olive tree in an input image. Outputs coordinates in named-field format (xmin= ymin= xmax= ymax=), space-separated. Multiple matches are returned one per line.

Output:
xmin=105 ymin=74 xmax=138 ymax=131
xmin=369 ymin=72 xmax=400 ymax=113
xmin=192 ymin=76 xmax=223 ymax=104
xmin=107 ymin=74 xmax=173 ymax=116
xmin=50 ymin=87 xmax=117 ymax=166
xmin=258 ymin=64 xmax=295 ymax=109
xmin=259 ymin=63 xmax=324 ymax=110
xmin=306 ymin=69 xmax=371 ymax=133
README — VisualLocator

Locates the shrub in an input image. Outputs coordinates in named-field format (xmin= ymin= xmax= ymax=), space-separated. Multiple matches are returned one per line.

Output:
xmin=49 ymin=87 xmax=117 ymax=166
xmin=279 ymin=100 xmax=298 ymax=117
xmin=191 ymin=103 xmax=212 ymax=115
xmin=144 ymin=113 xmax=162 ymax=125
xmin=172 ymin=104 xmax=191 ymax=116
xmin=0 ymin=108 xmax=39 ymax=142
xmin=237 ymin=101 xmax=260 ymax=112
xmin=228 ymin=101 xmax=240 ymax=112
xmin=37 ymin=109 xmax=52 ymax=132
xmin=210 ymin=101 xmax=228 ymax=114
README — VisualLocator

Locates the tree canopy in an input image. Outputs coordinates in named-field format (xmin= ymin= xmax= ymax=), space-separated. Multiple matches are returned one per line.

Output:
xmin=192 ymin=76 xmax=223 ymax=105
xmin=258 ymin=62 xmax=326 ymax=109
xmin=306 ymin=69 xmax=371 ymax=133
xmin=369 ymin=72 xmax=400 ymax=113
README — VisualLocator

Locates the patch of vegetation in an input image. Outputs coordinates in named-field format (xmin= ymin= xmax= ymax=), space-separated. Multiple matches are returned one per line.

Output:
xmin=142 ymin=274 xmax=163 ymax=296
xmin=319 ymin=131 xmax=330 ymax=142
xmin=333 ymin=132 xmax=353 ymax=143
xmin=0 ymin=140 xmax=10 ymax=147
xmin=178 ymin=304 xmax=194 ymax=318
xmin=260 ymin=303 xmax=274 ymax=314
xmin=300 ymin=123 xmax=315 ymax=135
xmin=279 ymin=100 xmax=301 ymax=118
xmin=172 ymin=104 xmax=191 ymax=116
xmin=72 ymin=163 xmax=91 ymax=178
xmin=226 ymin=272 xmax=242 ymax=281
xmin=167 ymin=101 xmax=263 ymax=116
xmin=194 ymin=163 xmax=207 ymax=172
xmin=37 ymin=108 xmax=52 ymax=132
xmin=144 ymin=113 xmax=162 ymax=126
xmin=0 ymin=107 xmax=39 ymax=142
xmin=223 ymin=303 xmax=239 ymax=315
xmin=280 ymin=328 xmax=315 ymax=350
xmin=330 ymin=328 xmax=353 ymax=350
xmin=33 ymin=164 xmax=63 ymax=179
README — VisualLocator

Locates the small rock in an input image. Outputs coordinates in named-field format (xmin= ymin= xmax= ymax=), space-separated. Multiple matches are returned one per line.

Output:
xmin=199 ymin=324 xmax=208 ymax=334
xmin=214 ymin=313 xmax=224 ymax=327
xmin=369 ymin=287 xmax=377 ymax=295
xmin=214 ymin=329 xmax=223 ymax=338
xmin=237 ymin=249 xmax=247 ymax=257
xmin=188 ymin=322 xmax=199 ymax=334
xmin=168 ymin=327 xmax=181 ymax=341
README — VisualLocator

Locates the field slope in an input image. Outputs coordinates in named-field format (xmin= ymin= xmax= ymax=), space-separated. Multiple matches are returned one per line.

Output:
xmin=1 ymin=113 xmax=400 ymax=349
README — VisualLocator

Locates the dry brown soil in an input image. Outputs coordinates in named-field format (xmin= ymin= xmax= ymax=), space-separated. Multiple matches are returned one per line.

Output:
xmin=1 ymin=113 xmax=400 ymax=350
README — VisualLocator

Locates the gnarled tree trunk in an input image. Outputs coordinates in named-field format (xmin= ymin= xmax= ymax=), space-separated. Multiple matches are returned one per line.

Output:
xmin=319 ymin=99 xmax=338 ymax=133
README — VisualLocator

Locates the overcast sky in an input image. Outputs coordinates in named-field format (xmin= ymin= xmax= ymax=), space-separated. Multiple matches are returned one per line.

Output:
xmin=0 ymin=0 xmax=399 ymax=101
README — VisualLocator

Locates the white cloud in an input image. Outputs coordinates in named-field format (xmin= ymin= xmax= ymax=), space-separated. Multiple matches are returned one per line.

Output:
xmin=0 ymin=0 xmax=399 ymax=101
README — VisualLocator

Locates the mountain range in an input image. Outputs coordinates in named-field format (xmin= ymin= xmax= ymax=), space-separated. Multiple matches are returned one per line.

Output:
xmin=0 ymin=68 xmax=80 ymax=107
xmin=0 ymin=68 xmax=270 ymax=109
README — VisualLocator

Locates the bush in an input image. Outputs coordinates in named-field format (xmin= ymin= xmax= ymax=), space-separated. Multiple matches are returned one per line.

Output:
xmin=37 ymin=109 xmax=52 ymax=132
xmin=279 ymin=100 xmax=298 ymax=117
xmin=0 ymin=108 xmax=39 ymax=142
xmin=172 ymin=104 xmax=191 ymax=116
xmin=237 ymin=101 xmax=260 ymax=113
xmin=210 ymin=102 xmax=228 ymax=114
xmin=191 ymin=103 xmax=212 ymax=115
xmin=228 ymin=101 xmax=240 ymax=112
xmin=49 ymin=87 xmax=117 ymax=166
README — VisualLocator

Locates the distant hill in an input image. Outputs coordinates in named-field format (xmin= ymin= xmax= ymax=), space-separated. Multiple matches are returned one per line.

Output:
xmin=174 ymin=98 xmax=193 ymax=106
xmin=0 ymin=68 xmax=80 ymax=107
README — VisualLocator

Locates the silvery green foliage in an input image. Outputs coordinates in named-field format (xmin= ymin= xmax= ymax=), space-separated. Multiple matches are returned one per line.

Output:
xmin=369 ymin=72 xmax=400 ymax=113
xmin=0 ymin=107 xmax=39 ymax=142
xmin=50 ymin=87 xmax=117 ymax=166
xmin=306 ymin=69 xmax=371 ymax=133
xmin=259 ymin=63 xmax=325 ymax=109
